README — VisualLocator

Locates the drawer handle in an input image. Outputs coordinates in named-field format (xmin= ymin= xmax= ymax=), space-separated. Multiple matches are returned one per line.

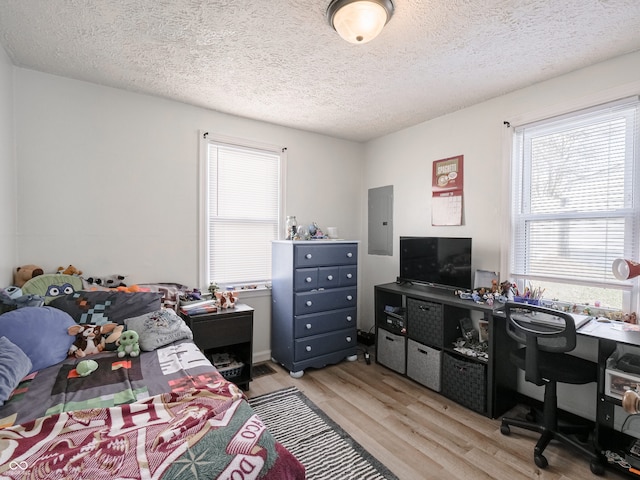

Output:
xmin=346 ymin=315 xmax=352 ymax=321
xmin=419 ymin=305 xmax=430 ymax=311
xmin=346 ymin=336 xmax=352 ymax=342
xmin=418 ymin=348 xmax=429 ymax=355
xmin=347 ymin=252 xmax=353 ymax=258
xmin=305 ymin=253 xmax=312 ymax=259
xmin=306 ymin=346 xmax=312 ymax=352
xmin=385 ymin=336 xmax=395 ymax=342
xmin=327 ymin=275 xmax=333 ymax=281
xmin=306 ymin=300 xmax=313 ymax=307
xmin=346 ymin=295 xmax=353 ymax=301
xmin=305 ymin=276 xmax=312 ymax=283
xmin=306 ymin=323 xmax=312 ymax=329
xmin=346 ymin=273 xmax=353 ymax=279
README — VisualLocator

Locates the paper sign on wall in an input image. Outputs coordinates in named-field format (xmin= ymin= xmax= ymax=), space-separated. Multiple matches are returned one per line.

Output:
xmin=432 ymin=155 xmax=463 ymax=226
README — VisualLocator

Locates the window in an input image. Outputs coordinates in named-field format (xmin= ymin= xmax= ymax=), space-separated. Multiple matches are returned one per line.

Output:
xmin=200 ymin=133 xmax=284 ymax=287
xmin=510 ymin=97 xmax=640 ymax=311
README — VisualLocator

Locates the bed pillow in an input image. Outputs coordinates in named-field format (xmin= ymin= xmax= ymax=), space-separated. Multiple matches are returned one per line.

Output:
xmin=0 ymin=336 xmax=32 ymax=406
xmin=50 ymin=291 xmax=163 ymax=325
xmin=21 ymin=274 xmax=84 ymax=304
xmin=124 ymin=308 xmax=193 ymax=351
xmin=0 ymin=306 xmax=76 ymax=373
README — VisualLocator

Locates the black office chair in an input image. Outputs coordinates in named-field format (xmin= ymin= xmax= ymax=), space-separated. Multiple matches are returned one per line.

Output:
xmin=500 ymin=302 xmax=604 ymax=475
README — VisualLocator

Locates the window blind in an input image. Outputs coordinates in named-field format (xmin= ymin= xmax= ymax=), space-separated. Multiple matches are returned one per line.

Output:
xmin=511 ymin=97 xmax=640 ymax=289
xmin=206 ymin=141 xmax=282 ymax=285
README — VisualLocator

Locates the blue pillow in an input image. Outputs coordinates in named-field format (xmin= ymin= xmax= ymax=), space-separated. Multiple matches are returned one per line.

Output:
xmin=0 ymin=336 xmax=32 ymax=405
xmin=0 ymin=306 xmax=76 ymax=373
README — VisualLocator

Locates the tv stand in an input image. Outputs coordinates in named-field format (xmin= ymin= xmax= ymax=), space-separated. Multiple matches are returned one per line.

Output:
xmin=374 ymin=281 xmax=517 ymax=418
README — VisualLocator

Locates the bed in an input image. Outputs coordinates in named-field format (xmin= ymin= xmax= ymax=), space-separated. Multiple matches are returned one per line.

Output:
xmin=0 ymin=285 xmax=305 ymax=479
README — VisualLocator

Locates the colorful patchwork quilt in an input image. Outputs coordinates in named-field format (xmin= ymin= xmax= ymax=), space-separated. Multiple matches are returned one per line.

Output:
xmin=0 ymin=340 xmax=305 ymax=479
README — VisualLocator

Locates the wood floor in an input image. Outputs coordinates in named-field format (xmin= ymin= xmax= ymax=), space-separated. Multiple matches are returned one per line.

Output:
xmin=246 ymin=350 xmax=629 ymax=480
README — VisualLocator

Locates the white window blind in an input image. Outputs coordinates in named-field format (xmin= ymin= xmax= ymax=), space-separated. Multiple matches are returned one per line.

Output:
xmin=511 ymin=97 xmax=640 ymax=297
xmin=204 ymin=137 xmax=282 ymax=285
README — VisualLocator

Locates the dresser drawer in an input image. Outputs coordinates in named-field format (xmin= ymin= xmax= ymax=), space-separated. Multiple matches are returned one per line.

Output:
xmin=294 ymin=287 xmax=357 ymax=315
xmin=339 ymin=265 xmax=357 ymax=286
xmin=294 ymin=328 xmax=357 ymax=360
xmin=294 ymin=243 xmax=357 ymax=268
xmin=294 ymin=268 xmax=318 ymax=290
xmin=294 ymin=308 xmax=356 ymax=338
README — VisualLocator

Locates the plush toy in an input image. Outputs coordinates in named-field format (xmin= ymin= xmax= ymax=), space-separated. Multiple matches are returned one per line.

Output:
xmin=68 ymin=323 xmax=119 ymax=358
xmin=102 ymin=324 xmax=125 ymax=351
xmin=57 ymin=265 xmax=83 ymax=276
xmin=85 ymin=274 xmax=127 ymax=288
xmin=215 ymin=290 xmax=238 ymax=309
xmin=76 ymin=359 xmax=98 ymax=377
xmin=117 ymin=330 xmax=140 ymax=358
xmin=13 ymin=265 xmax=44 ymax=288
xmin=1 ymin=287 xmax=44 ymax=308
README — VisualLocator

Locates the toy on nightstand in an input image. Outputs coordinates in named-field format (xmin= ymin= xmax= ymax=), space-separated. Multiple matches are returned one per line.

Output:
xmin=117 ymin=330 xmax=140 ymax=358
xmin=216 ymin=290 xmax=238 ymax=309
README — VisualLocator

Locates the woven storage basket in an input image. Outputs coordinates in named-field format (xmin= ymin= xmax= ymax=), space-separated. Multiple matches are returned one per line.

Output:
xmin=407 ymin=298 xmax=443 ymax=347
xmin=441 ymin=352 xmax=486 ymax=414
xmin=407 ymin=339 xmax=441 ymax=391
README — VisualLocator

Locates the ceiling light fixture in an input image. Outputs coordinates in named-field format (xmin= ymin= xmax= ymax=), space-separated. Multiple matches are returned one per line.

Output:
xmin=327 ymin=0 xmax=394 ymax=44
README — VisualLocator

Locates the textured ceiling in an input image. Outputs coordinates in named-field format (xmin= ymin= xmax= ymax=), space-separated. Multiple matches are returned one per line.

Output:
xmin=1 ymin=0 xmax=639 ymax=142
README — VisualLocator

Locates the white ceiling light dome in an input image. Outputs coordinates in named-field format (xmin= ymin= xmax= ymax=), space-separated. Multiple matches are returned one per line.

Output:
xmin=327 ymin=0 xmax=394 ymax=44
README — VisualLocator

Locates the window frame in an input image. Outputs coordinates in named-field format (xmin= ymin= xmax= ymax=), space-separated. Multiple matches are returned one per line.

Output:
xmin=506 ymin=97 xmax=640 ymax=313
xmin=198 ymin=131 xmax=286 ymax=290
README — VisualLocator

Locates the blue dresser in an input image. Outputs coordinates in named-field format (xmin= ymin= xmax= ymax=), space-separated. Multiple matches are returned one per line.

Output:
xmin=271 ymin=240 xmax=358 ymax=377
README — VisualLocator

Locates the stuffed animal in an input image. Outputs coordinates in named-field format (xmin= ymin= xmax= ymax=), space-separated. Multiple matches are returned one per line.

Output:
xmin=13 ymin=265 xmax=44 ymax=288
xmin=215 ymin=290 xmax=238 ymax=309
xmin=85 ymin=274 xmax=127 ymax=288
xmin=68 ymin=323 xmax=119 ymax=358
xmin=57 ymin=265 xmax=83 ymax=276
xmin=76 ymin=359 xmax=98 ymax=377
xmin=117 ymin=330 xmax=140 ymax=358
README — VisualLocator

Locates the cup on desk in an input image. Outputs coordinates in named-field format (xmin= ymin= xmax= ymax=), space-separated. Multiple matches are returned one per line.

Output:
xmin=327 ymin=227 xmax=338 ymax=239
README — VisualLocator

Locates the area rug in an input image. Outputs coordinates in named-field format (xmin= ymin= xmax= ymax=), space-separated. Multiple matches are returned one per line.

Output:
xmin=248 ymin=386 xmax=398 ymax=480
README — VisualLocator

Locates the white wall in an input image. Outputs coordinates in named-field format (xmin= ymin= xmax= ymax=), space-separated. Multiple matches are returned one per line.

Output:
xmin=0 ymin=46 xmax=16 ymax=286
xmin=360 ymin=50 xmax=640 ymax=419
xmin=360 ymin=50 xmax=640 ymax=328
xmin=13 ymin=69 xmax=365 ymax=361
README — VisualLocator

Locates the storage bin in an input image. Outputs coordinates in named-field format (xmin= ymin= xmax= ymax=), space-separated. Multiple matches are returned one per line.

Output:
xmin=605 ymin=367 xmax=640 ymax=401
xmin=377 ymin=327 xmax=406 ymax=374
xmin=407 ymin=298 xmax=443 ymax=347
xmin=605 ymin=345 xmax=640 ymax=400
xmin=407 ymin=339 xmax=441 ymax=391
xmin=442 ymin=352 xmax=486 ymax=414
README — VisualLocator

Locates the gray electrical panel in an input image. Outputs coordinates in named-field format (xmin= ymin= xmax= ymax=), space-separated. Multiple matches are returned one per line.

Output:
xmin=368 ymin=185 xmax=393 ymax=255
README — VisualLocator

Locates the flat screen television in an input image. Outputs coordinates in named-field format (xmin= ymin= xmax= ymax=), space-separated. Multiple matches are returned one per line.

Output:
xmin=399 ymin=236 xmax=472 ymax=290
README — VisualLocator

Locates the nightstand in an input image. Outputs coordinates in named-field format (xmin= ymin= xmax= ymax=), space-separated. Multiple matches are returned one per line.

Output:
xmin=180 ymin=303 xmax=254 ymax=390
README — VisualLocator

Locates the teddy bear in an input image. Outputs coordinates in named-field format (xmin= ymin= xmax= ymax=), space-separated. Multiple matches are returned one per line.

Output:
xmin=13 ymin=265 xmax=44 ymax=288
xmin=57 ymin=265 xmax=83 ymax=276
xmin=117 ymin=330 xmax=140 ymax=358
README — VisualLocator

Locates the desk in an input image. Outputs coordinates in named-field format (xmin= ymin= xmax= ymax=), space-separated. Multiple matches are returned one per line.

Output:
xmin=574 ymin=318 xmax=640 ymax=476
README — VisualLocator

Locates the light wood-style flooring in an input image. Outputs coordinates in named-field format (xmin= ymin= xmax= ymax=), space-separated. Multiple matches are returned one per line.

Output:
xmin=246 ymin=351 xmax=628 ymax=480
